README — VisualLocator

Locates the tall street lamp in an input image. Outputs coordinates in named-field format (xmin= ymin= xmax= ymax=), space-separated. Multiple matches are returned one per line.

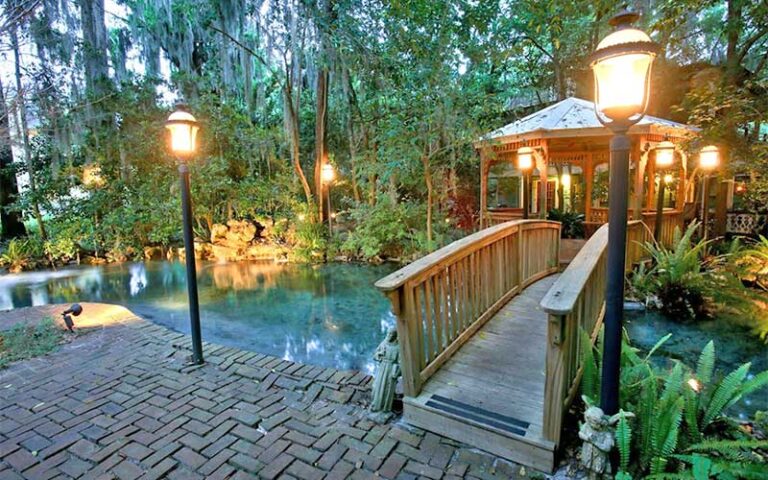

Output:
xmin=590 ymin=10 xmax=659 ymax=415
xmin=653 ymin=139 xmax=675 ymax=241
xmin=517 ymin=146 xmax=534 ymax=219
xmin=165 ymin=105 xmax=204 ymax=365
xmin=699 ymin=145 xmax=719 ymax=238
xmin=321 ymin=163 xmax=336 ymax=236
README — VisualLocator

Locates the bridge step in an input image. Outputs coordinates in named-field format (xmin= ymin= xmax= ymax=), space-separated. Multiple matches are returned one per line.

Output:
xmin=404 ymin=394 xmax=556 ymax=472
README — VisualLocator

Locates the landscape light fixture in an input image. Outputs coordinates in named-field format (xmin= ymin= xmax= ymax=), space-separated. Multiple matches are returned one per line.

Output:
xmin=165 ymin=104 xmax=204 ymax=365
xmin=590 ymin=9 xmax=658 ymax=415
xmin=517 ymin=145 xmax=534 ymax=219
xmin=698 ymin=145 xmax=720 ymax=239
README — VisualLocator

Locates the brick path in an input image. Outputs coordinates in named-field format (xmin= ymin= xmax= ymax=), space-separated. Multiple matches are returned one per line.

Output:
xmin=0 ymin=304 xmax=542 ymax=479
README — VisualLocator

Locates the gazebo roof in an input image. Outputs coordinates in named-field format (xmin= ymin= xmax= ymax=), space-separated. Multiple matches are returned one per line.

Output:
xmin=481 ymin=97 xmax=698 ymax=144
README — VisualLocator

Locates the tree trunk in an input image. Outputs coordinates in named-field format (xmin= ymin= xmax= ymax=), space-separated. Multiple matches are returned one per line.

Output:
xmin=422 ymin=154 xmax=433 ymax=245
xmin=0 ymin=76 xmax=26 ymax=239
xmin=10 ymin=26 xmax=46 ymax=240
xmin=314 ymin=68 xmax=329 ymax=221
xmin=283 ymin=85 xmax=313 ymax=206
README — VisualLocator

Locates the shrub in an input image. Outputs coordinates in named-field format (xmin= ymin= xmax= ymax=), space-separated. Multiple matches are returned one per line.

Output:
xmin=547 ymin=209 xmax=585 ymax=238
xmin=0 ymin=238 xmax=32 ymax=273
xmin=341 ymin=196 xmax=423 ymax=261
xmin=734 ymin=235 xmax=768 ymax=291
xmin=581 ymin=331 xmax=768 ymax=478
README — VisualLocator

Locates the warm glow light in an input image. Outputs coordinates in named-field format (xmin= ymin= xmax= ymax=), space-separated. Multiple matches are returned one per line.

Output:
xmin=298 ymin=214 xmax=306 ymax=221
xmin=664 ymin=174 xmax=674 ymax=184
xmin=330 ymin=212 xmax=337 ymax=219
xmin=517 ymin=146 xmax=534 ymax=171
xmin=321 ymin=163 xmax=335 ymax=183
xmin=699 ymin=145 xmax=719 ymax=170
xmin=736 ymin=183 xmax=746 ymax=193
xmin=590 ymin=13 xmax=657 ymax=121
xmin=83 ymin=165 xmax=105 ymax=187
xmin=655 ymin=140 xmax=675 ymax=168
xmin=165 ymin=108 xmax=199 ymax=156
xmin=561 ymin=173 xmax=571 ymax=188
xmin=687 ymin=378 xmax=702 ymax=393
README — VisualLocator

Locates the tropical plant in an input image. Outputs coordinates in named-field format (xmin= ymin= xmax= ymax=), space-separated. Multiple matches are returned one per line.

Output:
xmin=0 ymin=238 xmax=33 ymax=273
xmin=581 ymin=331 xmax=768 ymax=478
xmin=632 ymin=222 xmax=761 ymax=323
xmin=734 ymin=235 xmax=768 ymax=291
xmin=547 ymin=209 xmax=585 ymax=239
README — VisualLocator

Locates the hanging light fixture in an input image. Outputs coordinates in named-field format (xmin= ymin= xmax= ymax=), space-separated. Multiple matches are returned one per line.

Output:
xmin=655 ymin=139 xmax=675 ymax=168
xmin=699 ymin=145 xmax=720 ymax=170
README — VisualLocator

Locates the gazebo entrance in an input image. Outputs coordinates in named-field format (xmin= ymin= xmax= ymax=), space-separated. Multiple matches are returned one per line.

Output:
xmin=477 ymin=97 xmax=699 ymax=240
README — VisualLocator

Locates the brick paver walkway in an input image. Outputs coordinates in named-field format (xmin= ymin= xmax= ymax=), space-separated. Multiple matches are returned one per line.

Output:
xmin=0 ymin=304 xmax=539 ymax=479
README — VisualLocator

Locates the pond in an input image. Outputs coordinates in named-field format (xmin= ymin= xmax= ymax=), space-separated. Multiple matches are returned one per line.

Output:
xmin=626 ymin=310 xmax=768 ymax=418
xmin=0 ymin=261 xmax=398 ymax=373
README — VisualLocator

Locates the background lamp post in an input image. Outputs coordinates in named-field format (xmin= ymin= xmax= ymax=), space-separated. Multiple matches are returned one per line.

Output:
xmin=165 ymin=106 xmax=204 ymax=365
xmin=517 ymin=146 xmax=534 ymax=219
xmin=653 ymin=139 xmax=675 ymax=241
xmin=321 ymin=163 xmax=336 ymax=235
xmin=590 ymin=10 xmax=658 ymax=415
xmin=699 ymin=145 xmax=719 ymax=238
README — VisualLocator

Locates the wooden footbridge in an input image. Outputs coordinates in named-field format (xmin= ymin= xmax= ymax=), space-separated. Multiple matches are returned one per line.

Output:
xmin=375 ymin=218 xmax=660 ymax=472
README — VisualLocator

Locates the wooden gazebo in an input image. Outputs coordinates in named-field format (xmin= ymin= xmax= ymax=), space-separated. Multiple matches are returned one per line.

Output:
xmin=476 ymin=97 xmax=699 ymax=237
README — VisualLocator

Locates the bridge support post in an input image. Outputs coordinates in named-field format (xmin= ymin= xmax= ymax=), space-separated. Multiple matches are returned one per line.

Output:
xmin=600 ymin=128 xmax=630 ymax=415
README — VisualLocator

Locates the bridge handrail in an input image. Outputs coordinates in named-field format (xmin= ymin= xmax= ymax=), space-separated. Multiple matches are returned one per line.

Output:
xmin=540 ymin=220 xmax=651 ymax=446
xmin=376 ymin=219 xmax=561 ymax=396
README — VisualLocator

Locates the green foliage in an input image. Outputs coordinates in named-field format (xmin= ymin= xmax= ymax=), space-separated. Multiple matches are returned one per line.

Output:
xmin=341 ymin=196 xmax=426 ymax=261
xmin=547 ymin=209 xmax=585 ymax=239
xmin=734 ymin=235 xmax=768 ymax=291
xmin=0 ymin=238 xmax=33 ymax=272
xmin=0 ymin=318 xmax=64 ymax=368
xmin=631 ymin=222 xmax=764 ymax=332
xmin=591 ymin=333 xmax=768 ymax=478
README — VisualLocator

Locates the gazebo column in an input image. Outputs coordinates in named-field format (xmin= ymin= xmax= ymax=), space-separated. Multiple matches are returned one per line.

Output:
xmin=632 ymin=140 xmax=649 ymax=220
xmin=584 ymin=153 xmax=593 ymax=222
xmin=676 ymin=151 xmax=688 ymax=209
xmin=534 ymin=143 xmax=548 ymax=219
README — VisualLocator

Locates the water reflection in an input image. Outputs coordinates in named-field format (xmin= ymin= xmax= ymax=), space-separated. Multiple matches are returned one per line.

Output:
xmin=0 ymin=261 xmax=397 ymax=371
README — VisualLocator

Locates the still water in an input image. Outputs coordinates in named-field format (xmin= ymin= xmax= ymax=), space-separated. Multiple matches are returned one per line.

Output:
xmin=626 ymin=310 xmax=768 ymax=418
xmin=0 ymin=261 xmax=398 ymax=373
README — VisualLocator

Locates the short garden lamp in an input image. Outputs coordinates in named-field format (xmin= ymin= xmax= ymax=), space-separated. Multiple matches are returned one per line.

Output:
xmin=165 ymin=105 xmax=204 ymax=365
xmin=590 ymin=9 xmax=659 ymax=416
xmin=698 ymin=145 xmax=719 ymax=239
xmin=653 ymin=139 xmax=676 ymax=241
xmin=321 ymin=163 xmax=336 ymax=235
xmin=517 ymin=146 xmax=534 ymax=219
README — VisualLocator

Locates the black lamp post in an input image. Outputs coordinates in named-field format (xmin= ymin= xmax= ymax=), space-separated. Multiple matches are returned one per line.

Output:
xmin=590 ymin=10 xmax=659 ymax=415
xmin=653 ymin=139 xmax=675 ymax=241
xmin=165 ymin=105 xmax=204 ymax=365
xmin=518 ymin=146 xmax=534 ymax=219
xmin=698 ymin=145 xmax=720 ymax=238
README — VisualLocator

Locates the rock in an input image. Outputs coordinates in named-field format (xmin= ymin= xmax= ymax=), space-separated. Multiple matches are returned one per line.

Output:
xmin=178 ymin=242 xmax=211 ymax=261
xmin=210 ymin=223 xmax=229 ymax=243
xmin=623 ymin=301 xmax=645 ymax=312
xmin=224 ymin=219 xmax=256 ymax=246
xmin=82 ymin=256 xmax=107 ymax=265
xmin=210 ymin=244 xmax=240 ymax=262
xmin=144 ymin=246 xmax=164 ymax=260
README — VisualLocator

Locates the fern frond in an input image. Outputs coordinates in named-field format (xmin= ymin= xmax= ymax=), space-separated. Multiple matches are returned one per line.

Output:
xmin=616 ymin=410 xmax=633 ymax=471
xmin=645 ymin=333 xmax=673 ymax=360
xmin=702 ymin=363 xmax=751 ymax=427
xmin=696 ymin=341 xmax=715 ymax=385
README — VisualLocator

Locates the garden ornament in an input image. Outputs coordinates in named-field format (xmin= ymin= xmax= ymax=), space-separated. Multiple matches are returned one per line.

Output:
xmin=368 ymin=327 xmax=400 ymax=423
xmin=579 ymin=404 xmax=632 ymax=480
xmin=61 ymin=304 xmax=83 ymax=332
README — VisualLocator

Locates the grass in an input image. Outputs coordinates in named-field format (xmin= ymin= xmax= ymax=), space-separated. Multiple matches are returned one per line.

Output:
xmin=0 ymin=318 xmax=65 ymax=368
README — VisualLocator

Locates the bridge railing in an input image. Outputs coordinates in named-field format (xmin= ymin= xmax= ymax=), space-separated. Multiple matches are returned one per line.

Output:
xmin=539 ymin=220 xmax=650 ymax=446
xmin=375 ymin=220 xmax=561 ymax=396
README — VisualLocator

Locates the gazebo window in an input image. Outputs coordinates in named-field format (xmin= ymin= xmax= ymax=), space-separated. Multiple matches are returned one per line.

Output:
xmin=487 ymin=163 xmax=521 ymax=209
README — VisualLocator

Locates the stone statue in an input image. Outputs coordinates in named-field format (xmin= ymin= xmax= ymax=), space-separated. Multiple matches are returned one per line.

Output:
xmin=579 ymin=405 xmax=630 ymax=480
xmin=368 ymin=328 xmax=401 ymax=423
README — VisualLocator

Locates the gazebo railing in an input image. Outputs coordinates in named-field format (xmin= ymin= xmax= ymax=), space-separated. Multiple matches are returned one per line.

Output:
xmin=375 ymin=220 xmax=561 ymax=396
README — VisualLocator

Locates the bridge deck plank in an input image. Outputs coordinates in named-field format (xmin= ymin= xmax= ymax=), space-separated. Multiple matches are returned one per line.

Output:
xmin=404 ymin=274 xmax=558 ymax=469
